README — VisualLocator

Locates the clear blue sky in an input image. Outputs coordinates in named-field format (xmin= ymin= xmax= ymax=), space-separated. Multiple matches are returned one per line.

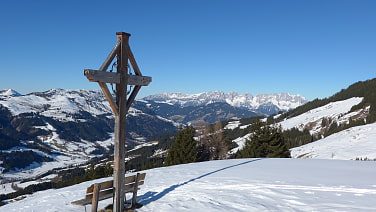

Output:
xmin=1 ymin=0 xmax=375 ymax=100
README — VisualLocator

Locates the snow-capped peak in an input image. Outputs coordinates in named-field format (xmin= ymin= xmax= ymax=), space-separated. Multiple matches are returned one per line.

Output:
xmin=0 ymin=89 xmax=22 ymax=98
xmin=143 ymin=91 xmax=307 ymax=113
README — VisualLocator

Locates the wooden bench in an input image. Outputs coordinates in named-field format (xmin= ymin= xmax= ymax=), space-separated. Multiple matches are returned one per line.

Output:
xmin=71 ymin=173 xmax=146 ymax=212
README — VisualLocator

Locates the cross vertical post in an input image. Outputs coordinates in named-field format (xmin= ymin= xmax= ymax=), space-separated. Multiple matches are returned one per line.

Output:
xmin=83 ymin=32 xmax=152 ymax=212
xmin=113 ymin=32 xmax=129 ymax=212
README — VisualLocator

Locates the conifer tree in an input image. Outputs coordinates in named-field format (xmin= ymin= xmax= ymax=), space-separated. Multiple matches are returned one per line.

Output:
xmin=266 ymin=126 xmax=290 ymax=158
xmin=165 ymin=127 xmax=197 ymax=166
xmin=238 ymin=121 xmax=290 ymax=158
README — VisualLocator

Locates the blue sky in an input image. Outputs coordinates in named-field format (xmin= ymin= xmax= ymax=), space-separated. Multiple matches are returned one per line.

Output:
xmin=0 ymin=0 xmax=375 ymax=100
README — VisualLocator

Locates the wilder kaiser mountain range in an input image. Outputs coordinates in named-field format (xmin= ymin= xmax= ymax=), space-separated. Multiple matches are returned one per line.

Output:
xmin=144 ymin=91 xmax=307 ymax=114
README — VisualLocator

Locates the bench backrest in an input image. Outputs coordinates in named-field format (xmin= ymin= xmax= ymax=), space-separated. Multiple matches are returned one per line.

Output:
xmin=85 ymin=173 xmax=146 ymax=201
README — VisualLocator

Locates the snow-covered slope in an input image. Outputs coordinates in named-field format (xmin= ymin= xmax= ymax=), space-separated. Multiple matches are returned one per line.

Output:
xmin=279 ymin=97 xmax=365 ymax=134
xmin=224 ymin=97 xmax=374 ymax=160
xmin=278 ymin=97 xmax=376 ymax=160
xmin=2 ymin=158 xmax=376 ymax=211
xmin=144 ymin=91 xmax=307 ymax=114
xmin=291 ymin=122 xmax=376 ymax=160
xmin=0 ymin=89 xmax=112 ymax=121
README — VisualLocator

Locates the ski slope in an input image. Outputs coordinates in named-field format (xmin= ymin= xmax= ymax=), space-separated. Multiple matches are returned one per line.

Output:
xmin=1 ymin=158 xmax=376 ymax=211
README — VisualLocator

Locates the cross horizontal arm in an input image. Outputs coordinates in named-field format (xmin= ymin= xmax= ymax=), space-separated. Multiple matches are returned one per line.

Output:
xmin=128 ymin=75 xmax=152 ymax=86
xmin=85 ymin=69 xmax=120 ymax=83
xmin=84 ymin=69 xmax=152 ymax=86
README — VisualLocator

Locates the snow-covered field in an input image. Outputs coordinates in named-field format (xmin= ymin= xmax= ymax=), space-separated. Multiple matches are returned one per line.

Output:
xmin=1 ymin=158 xmax=376 ymax=212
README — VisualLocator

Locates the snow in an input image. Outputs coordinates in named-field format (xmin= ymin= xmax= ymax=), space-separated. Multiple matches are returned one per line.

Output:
xmin=279 ymin=97 xmax=364 ymax=133
xmin=1 ymin=154 xmax=88 ymax=182
xmin=1 ymin=158 xmax=376 ymax=211
xmin=0 ymin=183 xmax=15 ymax=195
xmin=228 ymin=133 xmax=251 ymax=155
xmin=291 ymin=122 xmax=376 ymax=160
xmin=224 ymin=120 xmax=241 ymax=130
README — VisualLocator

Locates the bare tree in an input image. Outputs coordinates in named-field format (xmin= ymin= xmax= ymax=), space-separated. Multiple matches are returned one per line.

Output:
xmin=198 ymin=121 xmax=228 ymax=161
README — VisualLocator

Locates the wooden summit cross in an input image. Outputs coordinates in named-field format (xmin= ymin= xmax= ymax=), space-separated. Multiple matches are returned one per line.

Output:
xmin=84 ymin=32 xmax=151 ymax=212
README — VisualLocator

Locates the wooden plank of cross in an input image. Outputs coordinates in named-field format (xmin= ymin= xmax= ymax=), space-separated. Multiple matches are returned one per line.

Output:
xmin=84 ymin=32 xmax=152 ymax=115
xmin=83 ymin=32 xmax=151 ymax=212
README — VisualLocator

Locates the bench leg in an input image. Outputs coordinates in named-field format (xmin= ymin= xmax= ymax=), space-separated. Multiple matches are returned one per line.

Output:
xmin=131 ymin=173 xmax=140 ymax=208
xmin=91 ymin=183 xmax=101 ymax=212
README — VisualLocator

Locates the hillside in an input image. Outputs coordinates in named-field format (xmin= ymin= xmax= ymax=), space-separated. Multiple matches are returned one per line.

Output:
xmin=1 ymin=158 xmax=375 ymax=211
xmin=278 ymin=97 xmax=366 ymax=134
xmin=290 ymin=122 xmax=376 ymax=160
xmin=0 ymin=89 xmax=178 ymax=145
xmin=225 ymin=101 xmax=375 ymax=160
xmin=0 ymin=89 xmax=178 ymax=179
xmin=276 ymin=78 xmax=376 ymax=124
xmin=223 ymin=78 xmax=376 ymax=160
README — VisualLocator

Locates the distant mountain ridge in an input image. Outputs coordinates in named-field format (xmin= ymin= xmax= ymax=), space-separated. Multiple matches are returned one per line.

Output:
xmin=143 ymin=91 xmax=307 ymax=114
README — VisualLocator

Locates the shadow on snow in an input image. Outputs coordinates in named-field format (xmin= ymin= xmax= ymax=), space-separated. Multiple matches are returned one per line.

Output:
xmin=138 ymin=158 xmax=263 ymax=206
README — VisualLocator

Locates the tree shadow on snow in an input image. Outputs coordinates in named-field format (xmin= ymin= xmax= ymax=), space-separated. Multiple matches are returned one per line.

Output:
xmin=138 ymin=158 xmax=263 ymax=206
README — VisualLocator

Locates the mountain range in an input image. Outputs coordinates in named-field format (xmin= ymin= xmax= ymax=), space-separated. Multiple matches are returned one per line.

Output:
xmin=0 ymin=89 xmax=305 ymax=179
xmin=1 ymin=77 xmax=376 ymax=203
xmin=144 ymin=91 xmax=306 ymax=114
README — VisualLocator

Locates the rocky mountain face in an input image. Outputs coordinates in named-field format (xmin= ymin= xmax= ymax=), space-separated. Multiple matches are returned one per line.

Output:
xmin=143 ymin=91 xmax=307 ymax=114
